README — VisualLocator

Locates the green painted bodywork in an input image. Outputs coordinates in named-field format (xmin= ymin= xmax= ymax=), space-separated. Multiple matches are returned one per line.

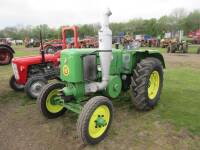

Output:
xmin=57 ymin=48 xmax=165 ymax=113
xmin=61 ymin=48 xmax=165 ymax=80
xmin=105 ymin=75 xmax=122 ymax=98
xmin=62 ymin=83 xmax=85 ymax=100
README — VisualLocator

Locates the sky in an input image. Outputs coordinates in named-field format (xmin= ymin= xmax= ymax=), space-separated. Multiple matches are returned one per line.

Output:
xmin=0 ymin=0 xmax=200 ymax=29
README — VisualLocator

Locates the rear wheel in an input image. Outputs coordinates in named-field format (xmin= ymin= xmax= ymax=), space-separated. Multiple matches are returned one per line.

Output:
xmin=44 ymin=46 xmax=57 ymax=54
xmin=167 ymin=46 xmax=170 ymax=53
xmin=77 ymin=96 xmax=113 ymax=145
xmin=0 ymin=46 xmax=13 ymax=65
xmin=183 ymin=44 xmax=188 ymax=53
xmin=197 ymin=47 xmax=200 ymax=54
xmin=9 ymin=75 xmax=24 ymax=91
xmin=37 ymin=82 xmax=66 ymax=119
xmin=130 ymin=57 xmax=163 ymax=110
xmin=25 ymin=76 xmax=47 ymax=99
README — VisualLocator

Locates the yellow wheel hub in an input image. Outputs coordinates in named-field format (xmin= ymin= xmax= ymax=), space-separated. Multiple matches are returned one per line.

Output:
xmin=148 ymin=70 xmax=160 ymax=100
xmin=88 ymin=105 xmax=110 ymax=138
xmin=46 ymin=89 xmax=64 ymax=113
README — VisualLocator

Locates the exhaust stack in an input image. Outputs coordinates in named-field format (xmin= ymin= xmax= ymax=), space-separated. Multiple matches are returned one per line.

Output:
xmin=85 ymin=8 xmax=112 ymax=93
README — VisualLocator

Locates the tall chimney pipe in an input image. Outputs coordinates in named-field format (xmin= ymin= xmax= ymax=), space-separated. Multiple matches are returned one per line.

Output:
xmin=85 ymin=8 xmax=112 ymax=93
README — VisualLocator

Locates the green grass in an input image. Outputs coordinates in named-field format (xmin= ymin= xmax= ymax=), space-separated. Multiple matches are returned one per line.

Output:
xmin=1 ymin=45 xmax=200 ymax=138
xmin=139 ymin=45 xmax=199 ymax=54
xmin=12 ymin=45 xmax=39 ymax=57
xmin=157 ymin=68 xmax=200 ymax=134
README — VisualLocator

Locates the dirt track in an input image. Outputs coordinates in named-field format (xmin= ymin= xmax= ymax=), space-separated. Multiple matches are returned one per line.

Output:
xmin=164 ymin=53 xmax=200 ymax=69
xmin=0 ymin=53 xmax=200 ymax=150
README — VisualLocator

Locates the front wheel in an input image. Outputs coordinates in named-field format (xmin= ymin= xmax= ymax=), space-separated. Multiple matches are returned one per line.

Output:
xmin=77 ymin=96 xmax=113 ymax=145
xmin=9 ymin=75 xmax=24 ymax=91
xmin=37 ymin=82 xmax=66 ymax=119
xmin=25 ymin=76 xmax=48 ymax=99
xmin=130 ymin=57 xmax=163 ymax=110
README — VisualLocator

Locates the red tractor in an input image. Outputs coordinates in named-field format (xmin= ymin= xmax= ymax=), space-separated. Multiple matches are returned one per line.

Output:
xmin=42 ymin=26 xmax=98 ymax=54
xmin=0 ymin=38 xmax=15 ymax=65
xmin=9 ymin=26 xmax=79 ymax=99
xmin=42 ymin=26 xmax=79 ymax=54
xmin=187 ymin=29 xmax=200 ymax=44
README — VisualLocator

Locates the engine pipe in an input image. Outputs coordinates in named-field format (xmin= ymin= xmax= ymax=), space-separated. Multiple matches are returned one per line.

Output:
xmin=85 ymin=8 xmax=112 ymax=93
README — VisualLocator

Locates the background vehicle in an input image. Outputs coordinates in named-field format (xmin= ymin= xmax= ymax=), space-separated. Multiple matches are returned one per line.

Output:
xmin=187 ymin=29 xmax=200 ymax=44
xmin=42 ymin=26 xmax=98 ymax=54
xmin=24 ymin=38 xmax=40 ymax=48
xmin=9 ymin=26 xmax=79 ymax=99
xmin=0 ymin=38 xmax=15 ymax=65
xmin=167 ymin=30 xmax=188 ymax=53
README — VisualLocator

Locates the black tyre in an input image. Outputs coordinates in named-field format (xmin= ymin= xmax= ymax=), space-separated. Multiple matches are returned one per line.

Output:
xmin=167 ymin=46 xmax=170 ymax=53
xmin=37 ymin=82 xmax=66 ymax=119
xmin=197 ymin=47 xmax=200 ymax=54
xmin=0 ymin=46 xmax=13 ymax=65
xmin=130 ymin=57 xmax=163 ymax=110
xmin=25 ymin=76 xmax=48 ymax=99
xmin=9 ymin=75 xmax=24 ymax=91
xmin=183 ymin=44 xmax=188 ymax=53
xmin=77 ymin=96 xmax=113 ymax=145
xmin=170 ymin=44 xmax=176 ymax=53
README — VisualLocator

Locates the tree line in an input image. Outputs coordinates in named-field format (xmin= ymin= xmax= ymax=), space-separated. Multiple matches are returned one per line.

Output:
xmin=0 ymin=8 xmax=200 ymax=40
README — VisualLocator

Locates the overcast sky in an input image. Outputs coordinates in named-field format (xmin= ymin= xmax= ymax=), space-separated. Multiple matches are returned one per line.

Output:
xmin=0 ymin=0 xmax=199 ymax=29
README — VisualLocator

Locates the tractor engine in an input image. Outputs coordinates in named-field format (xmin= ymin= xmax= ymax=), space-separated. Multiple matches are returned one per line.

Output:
xmin=60 ymin=8 xmax=113 ymax=97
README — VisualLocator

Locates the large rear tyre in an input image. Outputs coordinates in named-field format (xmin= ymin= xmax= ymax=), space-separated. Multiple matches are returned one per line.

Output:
xmin=167 ymin=46 xmax=170 ymax=53
xmin=25 ymin=76 xmax=47 ymax=99
xmin=0 ymin=46 xmax=13 ymax=65
xmin=130 ymin=57 xmax=163 ymax=111
xmin=77 ymin=96 xmax=113 ymax=145
xmin=197 ymin=47 xmax=200 ymax=54
xmin=9 ymin=75 xmax=24 ymax=91
xmin=37 ymin=82 xmax=66 ymax=119
xmin=44 ymin=46 xmax=57 ymax=54
xmin=183 ymin=44 xmax=188 ymax=53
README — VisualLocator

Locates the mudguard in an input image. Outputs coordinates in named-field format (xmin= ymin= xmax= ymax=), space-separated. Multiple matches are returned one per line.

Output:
xmin=135 ymin=50 xmax=165 ymax=68
xmin=0 ymin=44 xmax=15 ymax=53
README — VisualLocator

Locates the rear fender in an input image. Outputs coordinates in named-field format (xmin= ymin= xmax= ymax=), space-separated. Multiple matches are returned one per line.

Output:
xmin=135 ymin=50 xmax=165 ymax=68
xmin=0 ymin=44 xmax=15 ymax=53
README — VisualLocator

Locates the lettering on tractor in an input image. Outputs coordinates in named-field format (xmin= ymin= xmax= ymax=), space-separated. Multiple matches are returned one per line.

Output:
xmin=37 ymin=9 xmax=165 ymax=145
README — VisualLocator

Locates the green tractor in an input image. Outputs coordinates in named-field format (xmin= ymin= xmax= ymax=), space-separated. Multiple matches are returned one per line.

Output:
xmin=38 ymin=9 xmax=165 ymax=145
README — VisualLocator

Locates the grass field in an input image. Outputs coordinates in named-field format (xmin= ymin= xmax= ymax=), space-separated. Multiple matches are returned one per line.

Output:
xmin=0 ymin=45 xmax=200 ymax=150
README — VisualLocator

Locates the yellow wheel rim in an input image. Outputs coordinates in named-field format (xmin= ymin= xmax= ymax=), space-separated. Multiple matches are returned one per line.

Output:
xmin=46 ymin=89 xmax=64 ymax=113
xmin=88 ymin=105 xmax=110 ymax=138
xmin=148 ymin=70 xmax=160 ymax=100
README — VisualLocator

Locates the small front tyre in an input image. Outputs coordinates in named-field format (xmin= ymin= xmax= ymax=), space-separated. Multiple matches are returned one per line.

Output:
xmin=25 ymin=76 xmax=48 ymax=99
xmin=77 ymin=96 xmax=113 ymax=145
xmin=37 ymin=82 xmax=66 ymax=119
xmin=9 ymin=75 xmax=24 ymax=91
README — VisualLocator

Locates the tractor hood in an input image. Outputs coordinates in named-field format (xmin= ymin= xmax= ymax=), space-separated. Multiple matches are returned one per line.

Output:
xmin=12 ymin=54 xmax=59 ymax=65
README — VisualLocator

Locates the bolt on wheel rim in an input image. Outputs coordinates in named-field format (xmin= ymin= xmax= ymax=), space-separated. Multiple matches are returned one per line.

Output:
xmin=88 ymin=105 xmax=110 ymax=138
xmin=148 ymin=70 xmax=160 ymax=100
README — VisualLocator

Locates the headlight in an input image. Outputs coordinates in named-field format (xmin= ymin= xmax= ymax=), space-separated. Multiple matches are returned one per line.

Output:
xmin=12 ymin=63 xmax=19 ymax=80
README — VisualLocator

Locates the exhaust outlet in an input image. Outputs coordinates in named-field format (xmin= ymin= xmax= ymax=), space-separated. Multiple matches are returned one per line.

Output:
xmin=85 ymin=8 xmax=112 ymax=93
